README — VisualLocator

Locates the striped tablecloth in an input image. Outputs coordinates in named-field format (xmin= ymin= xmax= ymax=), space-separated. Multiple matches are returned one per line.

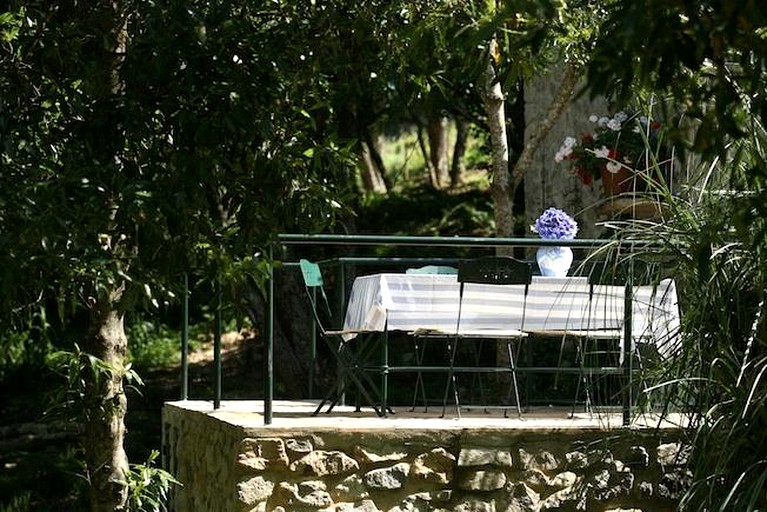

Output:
xmin=342 ymin=274 xmax=681 ymax=358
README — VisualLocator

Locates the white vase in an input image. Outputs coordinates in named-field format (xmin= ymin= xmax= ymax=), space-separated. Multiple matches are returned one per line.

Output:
xmin=536 ymin=246 xmax=573 ymax=277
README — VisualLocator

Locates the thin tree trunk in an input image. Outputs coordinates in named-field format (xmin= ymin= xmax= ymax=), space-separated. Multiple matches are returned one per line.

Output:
xmin=83 ymin=288 xmax=130 ymax=512
xmin=482 ymin=38 xmax=514 ymax=240
xmin=427 ymin=116 xmax=450 ymax=188
xmin=451 ymin=117 xmax=469 ymax=187
xmin=359 ymin=140 xmax=388 ymax=194
xmin=415 ymin=123 xmax=438 ymax=188
xmin=361 ymin=128 xmax=390 ymax=193
xmin=83 ymin=2 xmax=132 ymax=510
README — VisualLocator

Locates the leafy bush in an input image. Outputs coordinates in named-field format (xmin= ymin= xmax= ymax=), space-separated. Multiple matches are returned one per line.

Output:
xmin=615 ymin=116 xmax=767 ymax=510
xmin=126 ymin=450 xmax=180 ymax=512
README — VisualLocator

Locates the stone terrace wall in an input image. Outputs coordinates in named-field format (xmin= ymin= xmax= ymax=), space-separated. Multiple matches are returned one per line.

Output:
xmin=163 ymin=404 xmax=689 ymax=512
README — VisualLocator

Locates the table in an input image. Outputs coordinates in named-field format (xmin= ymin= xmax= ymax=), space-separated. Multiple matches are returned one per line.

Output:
xmin=343 ymin=274 xmax=681 ymax=358
xmin=341 ymin=273 xmax=681 ymax=417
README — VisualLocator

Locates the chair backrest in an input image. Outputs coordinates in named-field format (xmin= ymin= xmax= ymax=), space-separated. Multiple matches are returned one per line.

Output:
xmin=300 ymin=258 xmax=324 ymax=287
xmin=455 ymin=256 xmax=532 ymax=333
xmin=299 ymin=259 xmax=334 ymax=334
xmin=458 ymin=256 xmax=532 ymax=286
xmin=406 ymin=265 xmax=458 ymax=275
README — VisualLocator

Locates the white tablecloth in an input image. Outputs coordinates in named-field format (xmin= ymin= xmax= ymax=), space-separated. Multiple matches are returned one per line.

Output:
xmin=343 ymin=274 xmax=681 ymax=358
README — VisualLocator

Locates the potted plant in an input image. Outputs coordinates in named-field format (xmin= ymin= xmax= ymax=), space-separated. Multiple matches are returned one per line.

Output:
xmin=555 ymin=111 xmax=669 ymax=196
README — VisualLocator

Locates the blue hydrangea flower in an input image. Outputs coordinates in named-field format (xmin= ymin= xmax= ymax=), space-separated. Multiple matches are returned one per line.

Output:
xmin=532 ymin=207 xmax=578 ymax=240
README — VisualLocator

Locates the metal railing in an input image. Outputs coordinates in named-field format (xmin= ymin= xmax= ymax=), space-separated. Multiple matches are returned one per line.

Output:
xmin=264 ymin=233 xmax=635 ymax=425
xmin=179 ymin=233 xmax=660 ymax=425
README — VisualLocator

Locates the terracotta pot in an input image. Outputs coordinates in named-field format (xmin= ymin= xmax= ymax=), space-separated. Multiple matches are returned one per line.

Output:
xmin=600 ymin=165 xmax=634 ymax=195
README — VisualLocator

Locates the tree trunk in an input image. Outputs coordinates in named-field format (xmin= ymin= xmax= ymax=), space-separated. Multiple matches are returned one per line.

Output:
xmin=483 ymin=43 xmax=580 ymax=243
xmin=83 ymin=287 xmax=130 ymax=512
xmin=451 ymin=117 xmax=469 ymax=187
xmin=359 ymin=140 xmax=388 ymax=194
xmin=482 ymin=39 xmax=514 ymax=241
xmin=82 ymin=2 xmax=132 ymax=510
xmin=359 ymin=128 xmax=389 ymax=194
xmin=414 ymin=121 xmax=438 ymax=188
xmin=427 ymin=116 xmax=450 ymax=188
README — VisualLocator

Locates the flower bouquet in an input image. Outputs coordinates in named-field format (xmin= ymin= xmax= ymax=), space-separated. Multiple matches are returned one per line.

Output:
xmin=555 ymin=111 xmax=668 ymax=195
xmin=532 ymin=207 xmax=578 ymax=277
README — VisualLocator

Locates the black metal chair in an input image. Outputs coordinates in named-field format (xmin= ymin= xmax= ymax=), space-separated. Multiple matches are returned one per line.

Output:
xmin=565 ymin=272 xmax=630 ymax=417
xmin=441 ymin=256 xmax=532 ymax=418
xmin=404 ymin=265 xmax=458 ymax=412
xmin=299 ymin=259 xmax=384 ymax=416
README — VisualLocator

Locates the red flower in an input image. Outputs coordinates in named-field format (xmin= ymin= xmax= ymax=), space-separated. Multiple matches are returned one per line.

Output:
xmin=574 ymin=167 xmax=593 ymax=186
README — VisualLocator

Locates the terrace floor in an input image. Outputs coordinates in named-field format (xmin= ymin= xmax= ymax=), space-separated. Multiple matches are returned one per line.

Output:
xmin=167 ymin=399 xmax=688 ymax=432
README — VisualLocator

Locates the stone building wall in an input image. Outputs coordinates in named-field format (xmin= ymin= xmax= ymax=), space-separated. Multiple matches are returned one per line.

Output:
xmin=523 ymin=68 xmax=689 ymax=240
xmin=163 ymin=403 xmax=689 ymax=512
xmin=524 ymin=67 xmax=610 ymax=240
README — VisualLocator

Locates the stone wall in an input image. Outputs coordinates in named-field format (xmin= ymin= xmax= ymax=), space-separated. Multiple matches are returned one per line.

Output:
xmin=524 ymin=66 xmax=609 ymax=240
xmin=163 ymin=403 xmax=689 ymax=512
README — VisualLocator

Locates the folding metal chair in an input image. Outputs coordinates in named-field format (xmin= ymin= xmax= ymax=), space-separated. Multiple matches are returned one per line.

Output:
xmin=441 ymin=256 xmax=532 ymax=418
xmin=404 ymin=265 xmax=458 ymax=412
xmin=568 ymin=277 xmax=626 ymax=416
xmin=299 ymin=259 xmax=384 ymax=416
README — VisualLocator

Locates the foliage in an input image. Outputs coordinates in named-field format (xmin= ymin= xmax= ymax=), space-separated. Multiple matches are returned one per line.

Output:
xmin=126 ymin=315 xmax=213 ymax=371
xmin=586 ymin=0 xmax=767 ymax=156
xmin=46 ymin=346 xmax=144 ymax=425
xmin=0 ymin=442 xmax=90 ymax=510
xmin=125 ymin=451 xmax=180 ymax=512
xmin=607 ymin=118 xmax=767 ymax=510
xmin=583 ymin=10 xmax=767 ymax=505
xmin=358 ymin=183 xmax=495 ymax=238
xmin=0 ymin=493 xmax=31 ymax=512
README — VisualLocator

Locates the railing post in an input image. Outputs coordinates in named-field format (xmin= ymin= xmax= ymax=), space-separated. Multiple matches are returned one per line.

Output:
xmin=308 ymin=286 xmax=317 ymax=399
xmin=181 ymin=272 xmax=189 ymax=401
xmin=622 ymin=280 xmax=633 ymax=426
xmin=265 ymin=246 xmax=274 ymax=424
xmin=214 ymin=279 xmax=222 ymax=409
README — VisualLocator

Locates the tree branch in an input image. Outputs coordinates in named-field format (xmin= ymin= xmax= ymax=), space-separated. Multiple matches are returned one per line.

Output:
xmin=512 ymin=62 xmax=581 ymax=191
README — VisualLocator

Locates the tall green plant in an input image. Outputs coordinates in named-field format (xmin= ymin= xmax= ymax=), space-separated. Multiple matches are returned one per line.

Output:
xmin=610 ymin=116 xmax=767 ymax=510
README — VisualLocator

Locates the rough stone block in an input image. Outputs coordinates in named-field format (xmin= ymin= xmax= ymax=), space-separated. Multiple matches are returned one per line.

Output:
xmin=355 ymin=445 xmax=408 ymax=464
xmin=364 ymin=462 xmax=410 ymax=490
xmin=239 ymin=438 xmax=289 ymax=471
xmin=285 ymin=438 xmax=313 ymax=455
xmin=500 ymin=481 xmax=540 ymax=512
xmin=333 ymin=474 xmax=370 ymax=502
xmin=458 ymin=469 xmax=507 ymax=491
xmin=290 ymin=450 xmax=359 ymax=476
xmin=458 ymin=448 xmax=513 ymax=468
xmin=519 ymin=449 xmax=560 ymax=472
xmin=236 ymin=476 xmax=275 ymax=507
xmin=411 ymin=447 xmax=455 ymax=484
xmin=656 ymin=442 xmax=689 ymax=467
xmin=453 ymin=498 xmax=495 ymax=512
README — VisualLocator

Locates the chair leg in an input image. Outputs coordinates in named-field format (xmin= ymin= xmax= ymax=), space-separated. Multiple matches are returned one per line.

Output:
xmin=441 ymin=336 xmax=461 ymax=418
xmin=504 ymin=340 xmax=522 ymax=419
xmin=314 ymin=336 xmax=385 ymax=417
xmin=410 ymin=336 xmax=429 ymax=412
xmin=510 ymin=337 xmax=531 ymax=412
xmin=467 ymin=338 xmax=487 ymax=411
xmin=571 ymin=337 xmax=594 ymax=418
